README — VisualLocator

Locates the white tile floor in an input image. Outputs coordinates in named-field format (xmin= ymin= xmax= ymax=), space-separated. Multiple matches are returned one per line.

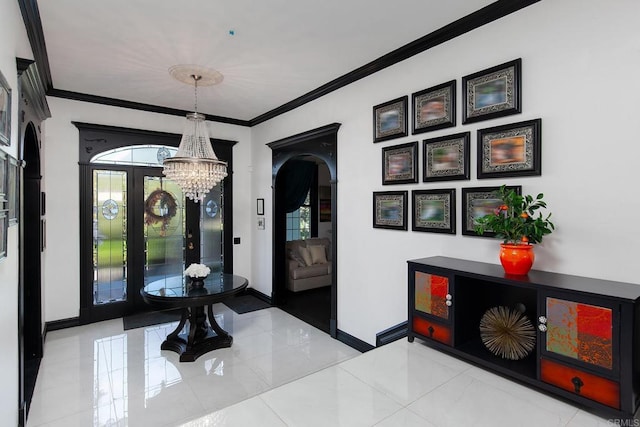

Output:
xmin=28 ymin=305 xmax=625 ymax=426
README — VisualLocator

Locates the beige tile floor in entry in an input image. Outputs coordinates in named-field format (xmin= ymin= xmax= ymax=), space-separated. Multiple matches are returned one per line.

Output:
xmin=28 ymin=304 xmax=621 ymax=426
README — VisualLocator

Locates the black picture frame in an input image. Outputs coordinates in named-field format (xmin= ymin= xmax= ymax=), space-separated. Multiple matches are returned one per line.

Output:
xmin=0 ymin=150 xmax=6 ymax=260
xmin=0 ymin=212 xmax=6 ymax=260
xmin=373 ymin=191 xmax=408 ymax=230
xmin=462 ymin=58 xmax=521 ymax=124
xmin=477 ymin=119 xmax=541 ymax=179
xmin=373 ymin=96 xmax=408 ymax=143
xmin=423 ymin=132 xmax=470 ymax=182
xmin=382 ymin=141 xmax=418 ymax=185
xmin=8 ymin=156 xmax=18 ymax=225
xmin=0 ymin=70 xmax=11 ymax=146
xmin=412 ymin=188 xmax=456 ymax=234
xmin=0 ymin=150 xmax=7 ymax=207
xmin=256 ymin=198 xmax=264 ymax=216
xmin=412 ymin=80 xmax=456 ymax=134
xmin=461 ymin=185 xmax=521 ymax=237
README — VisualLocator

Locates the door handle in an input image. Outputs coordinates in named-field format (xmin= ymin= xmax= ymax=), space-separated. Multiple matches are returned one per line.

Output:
xmin=188 ymin=242 xmax=194 ymax=250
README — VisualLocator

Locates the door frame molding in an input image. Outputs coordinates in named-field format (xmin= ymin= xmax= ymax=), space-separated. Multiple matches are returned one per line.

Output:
xmin=268 ymin=123 xmax=340 ymax=337
xmin=75 ymin=123 xmax=236 ymax=324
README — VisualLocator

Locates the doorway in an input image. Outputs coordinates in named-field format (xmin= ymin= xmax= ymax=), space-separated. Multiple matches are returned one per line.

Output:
xmin=268 ymin=123 xmax=340 ymax=337
xmin=76 ymin=123 xmax=235 ymax=324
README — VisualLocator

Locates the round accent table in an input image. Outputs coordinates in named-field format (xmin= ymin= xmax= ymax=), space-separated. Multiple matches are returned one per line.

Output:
xmin=140 ymin=274 xmax=248 ymax=362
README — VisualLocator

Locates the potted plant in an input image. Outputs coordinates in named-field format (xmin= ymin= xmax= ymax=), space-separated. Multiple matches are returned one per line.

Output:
xmin=475 ymin=185 xmax=554 ymax=275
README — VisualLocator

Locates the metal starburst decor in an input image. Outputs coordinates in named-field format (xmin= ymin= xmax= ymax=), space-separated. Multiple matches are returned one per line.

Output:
xmin=479 ymin=306 xmax=536 ymax=360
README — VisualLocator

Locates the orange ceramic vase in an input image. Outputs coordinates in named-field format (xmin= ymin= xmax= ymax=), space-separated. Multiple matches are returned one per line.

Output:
xmin=499 ymin=244 xmax=535 ymax=275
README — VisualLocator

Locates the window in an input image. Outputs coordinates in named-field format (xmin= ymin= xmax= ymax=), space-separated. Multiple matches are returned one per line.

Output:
xmin=286 ymin=191 xmax=311 ymax=241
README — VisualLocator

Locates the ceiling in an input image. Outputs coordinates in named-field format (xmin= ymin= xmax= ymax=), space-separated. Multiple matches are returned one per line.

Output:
xmin=33 ymin=0 xmax=515 ymax=125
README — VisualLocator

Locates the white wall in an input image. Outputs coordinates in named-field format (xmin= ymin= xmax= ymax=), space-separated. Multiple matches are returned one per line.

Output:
xmin=43 ymin=98 xmax=252 ymax=321
xmin=251 ymin=0 xmax=640 ymax=345
xmin=0 ymin=0 xmax=34 ymax=422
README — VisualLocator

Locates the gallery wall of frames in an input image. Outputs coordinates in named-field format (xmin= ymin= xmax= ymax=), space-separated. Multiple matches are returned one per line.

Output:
xmin=372 ymin=58 xmax=542 ymax=235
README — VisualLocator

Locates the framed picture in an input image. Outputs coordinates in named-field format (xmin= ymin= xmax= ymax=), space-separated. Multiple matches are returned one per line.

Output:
xmin=8 ymin=156 xmax=18 ymax=225
xmin=462 ymin=58 xmax=521 ymax=124
xmin=423 ymin=132 xmax=470 ymax=182
xmin=256 ymin=198 xmax=264 ymax=216
xmin=461 ymin=186 xmax=521 ymax=237
xmin=412 ymin=80 xmax=456 ymax=134
xmin=373 ymin=96 xmax=408 ymax=143
xmin=0 ymin=70 xmax=10 ymax=146
xmin=319 ymin=199 xmax=331 ymax=222
xmin=373 ymin=191 xmax=408 ymax=230
xmin=0 ymin=150 xmax=7 ymax=207
xmin=412 ymin=189 xmax=456 ymax=234
xmin=382 ymin=141 xmax=418 ymax=185
xmin=477 ymin=119 xmax=541 ymax=179
xmin=0 ymin=212 xmax=6 ymax=260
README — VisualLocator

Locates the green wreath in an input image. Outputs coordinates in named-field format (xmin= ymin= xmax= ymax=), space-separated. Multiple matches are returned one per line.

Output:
xmin=144 ymin=189 xmax=178 ymax=236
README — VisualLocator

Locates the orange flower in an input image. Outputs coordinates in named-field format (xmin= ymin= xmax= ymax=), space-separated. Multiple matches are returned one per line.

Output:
xmin=520 ymin=212 xmax=529 ymax=218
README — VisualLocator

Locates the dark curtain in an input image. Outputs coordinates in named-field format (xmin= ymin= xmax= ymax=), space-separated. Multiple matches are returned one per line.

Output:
xmin=280 ymin=160 xmax=316 ymax=213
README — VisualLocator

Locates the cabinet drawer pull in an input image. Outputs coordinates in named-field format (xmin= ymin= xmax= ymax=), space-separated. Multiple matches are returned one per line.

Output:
xmin=445 ymin=294 xmax=452 ymax=301
xmin=571 ymin=376 xmax=584 ymax=394
xmin=538 ymin=316 xmax=547 ymax=324
xmin=445 ymin=300 xmax=452 ymax=307
xmin=538 ymin=324 xmax=547 ymax=332
xmin=427 ymin=325 xmax=435 ymax=337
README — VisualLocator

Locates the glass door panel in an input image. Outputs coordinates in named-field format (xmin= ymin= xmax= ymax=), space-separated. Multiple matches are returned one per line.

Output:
xmin=93 ymin=170 xmax=128 ymax=305
xmin=200 ymin=185 xmax=223 ymax=274
xmin=143 ymin=176 xmax=185 ymax=286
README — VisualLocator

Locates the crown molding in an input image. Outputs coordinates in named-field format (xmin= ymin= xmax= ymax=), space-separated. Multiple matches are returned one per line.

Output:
xmin=250 ymin=0 xmax=540 ymax=125
xmin=19 ymin=0 xmax=539 ymax=127
xmin=51 ymin=89 xmax=250 ymax=126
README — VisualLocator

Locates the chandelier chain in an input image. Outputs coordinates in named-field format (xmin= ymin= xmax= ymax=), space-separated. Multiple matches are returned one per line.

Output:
xmin=192 ymin=74 xmax=201 ymax=113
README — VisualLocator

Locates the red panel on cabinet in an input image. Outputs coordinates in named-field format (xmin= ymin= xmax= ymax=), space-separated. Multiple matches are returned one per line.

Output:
xmin=415 ymin=272 xmax=449 ymax=320
xmin=546 ymin=298 xmax=613 ymax=370
xmin=540 ymin=358 xmax=620 ymax=409
xmin=413 ymin=317 xmax=452 ymax=346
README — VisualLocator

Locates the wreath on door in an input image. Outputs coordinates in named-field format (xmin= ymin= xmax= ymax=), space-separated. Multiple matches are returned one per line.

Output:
xmin=144 ymin=189 xmax=178 ymax=236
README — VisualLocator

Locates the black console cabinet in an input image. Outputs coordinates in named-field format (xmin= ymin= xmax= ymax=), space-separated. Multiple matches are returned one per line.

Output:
xmin=408 ymin=256 xmax=640 ymax=419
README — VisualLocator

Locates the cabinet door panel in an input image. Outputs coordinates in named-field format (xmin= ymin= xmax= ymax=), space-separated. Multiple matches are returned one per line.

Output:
xmin=545 ymin=297 xmax=613 ymax=370
xmin=414 ymin=271 xmax=450 ymax=320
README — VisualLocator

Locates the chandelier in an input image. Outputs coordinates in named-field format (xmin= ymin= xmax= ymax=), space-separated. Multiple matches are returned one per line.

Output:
xmin=163 ymin=65 xmax=228 ymax=202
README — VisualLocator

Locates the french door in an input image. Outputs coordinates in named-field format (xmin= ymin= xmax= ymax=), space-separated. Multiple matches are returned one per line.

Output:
xmin=82 ymin=166 xmax=223 ymax=322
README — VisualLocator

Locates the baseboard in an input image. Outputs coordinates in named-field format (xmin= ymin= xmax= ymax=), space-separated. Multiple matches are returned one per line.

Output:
xmin=244 ymin=288 xmax=272 ymax=304
xmin=336 ymin=329 xmax=375 ymax=353
xmin=376 ymin=321 xmax=408 ymax=347
xmin=44 ymin=317 xmax=81 ymax=333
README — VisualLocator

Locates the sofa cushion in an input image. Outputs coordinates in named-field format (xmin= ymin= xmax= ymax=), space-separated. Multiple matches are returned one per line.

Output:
xmin=308 ymin=244 xmax=327 ymax=264
xmin=304 ymin=238 xmax=331 ymax=261
xmin=288 ymin=249 xmax=306 ymax=267
xmin=291 ymin=263 xmax=331 ymax=280
xmin=298 ymin=246 xmax=313 ymax=267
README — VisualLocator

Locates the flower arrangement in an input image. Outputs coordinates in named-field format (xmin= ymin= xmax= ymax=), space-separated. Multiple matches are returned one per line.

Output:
xmin=184 ymin=263 xmax=211 ymax=278
xmin=474 ymin=185 xmax=554 ymax=245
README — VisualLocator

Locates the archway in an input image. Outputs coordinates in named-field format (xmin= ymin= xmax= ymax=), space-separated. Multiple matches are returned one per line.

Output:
xmin=268 ymin=123 xmax=339 ymax=337
xmin=21 ymin=122 xmax=43 ymax=419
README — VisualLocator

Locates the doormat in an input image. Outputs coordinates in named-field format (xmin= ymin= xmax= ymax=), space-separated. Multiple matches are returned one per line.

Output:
xmin=123 ymin=309 xmax=183 ymax=330
xmin=223 ymin=295 xmax=271 ymax=314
